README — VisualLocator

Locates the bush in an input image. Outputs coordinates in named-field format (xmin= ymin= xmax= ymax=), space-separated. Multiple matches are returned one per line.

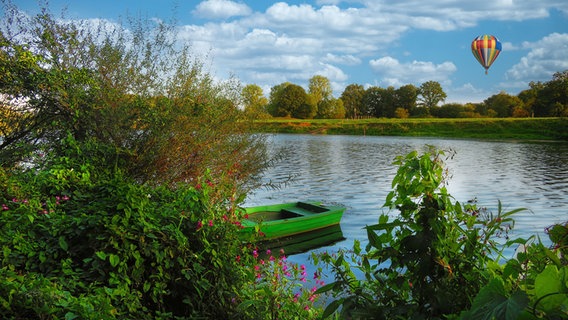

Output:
xmin=0 ymin=144 xmax=255 ymax=319
xmin=314 ymin=148 xmax=527 ymax=318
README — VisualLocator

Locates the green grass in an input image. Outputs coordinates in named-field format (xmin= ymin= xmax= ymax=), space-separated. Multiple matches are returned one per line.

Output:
xmin=252 ymin=117 xmax=568 ymax=141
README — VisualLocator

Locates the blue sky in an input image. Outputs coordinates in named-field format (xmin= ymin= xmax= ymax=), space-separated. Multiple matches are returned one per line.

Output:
xmin=11 ymin=0 xmax=568 ymax=103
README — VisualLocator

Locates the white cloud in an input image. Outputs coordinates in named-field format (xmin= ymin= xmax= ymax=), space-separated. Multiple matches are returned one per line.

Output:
xmin=369 ymin=56 xmax=457 ymax=86
xmin=193 ymin=0 xmax=252 ymax=19
xmin=322 ymin=53 xmax=361 ymax=66
xmin=507 ymin=33 xmax=568 ymax=81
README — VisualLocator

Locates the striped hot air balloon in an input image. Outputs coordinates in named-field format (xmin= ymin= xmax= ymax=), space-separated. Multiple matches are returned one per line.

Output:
xmin=471 ymin=35 xmax=502 ymax=74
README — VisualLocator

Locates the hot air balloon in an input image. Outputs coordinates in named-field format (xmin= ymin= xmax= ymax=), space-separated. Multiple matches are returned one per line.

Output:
xmin=471 ymin=35 xmax=502 ymax=74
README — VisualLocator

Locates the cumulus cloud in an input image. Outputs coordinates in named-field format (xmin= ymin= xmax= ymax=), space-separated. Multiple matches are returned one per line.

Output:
xmin=193 ymin=0 xmax=252 ymax=19
xmin=369 ymin=56 xmax=457 ymax=87
xmin=507 ymin=33 xmax=568 ymax=81
xmin=181 ymin=0 xmax=566 ymax=99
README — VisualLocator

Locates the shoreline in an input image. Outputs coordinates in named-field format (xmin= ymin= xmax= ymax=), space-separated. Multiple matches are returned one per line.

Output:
xmin=251 ymin=117 xmax=568 ymax=141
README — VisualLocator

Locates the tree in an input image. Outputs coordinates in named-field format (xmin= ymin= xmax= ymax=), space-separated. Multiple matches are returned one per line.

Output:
xmin=242 ymin=84 xmax=269 ymax=119
xmin=484 ymin=91 xmax=523 ymax=118
xmin=362 ymin=86 xmax=396 ymax=118
xmin=418 ymin=81 xmax=447 ymax=113
xmin=341 ymin=84 xmax=365 ymax=119
xmin=273 ymin=84 xmax=313 ymax=119
xmin=308 ymin=75 xmax=333 ymax=105
xmin=533 ymin=70 xmax=568 ymax=117
xmin=316 ymin=98 xmax=345 ymax=119
xmin=396 ymin=84 xmax=418 ymax=113
xmin=0 ymin=1 xmax=268 ymax=191
xmin=267 ymin=82 xmax=292 ymax=117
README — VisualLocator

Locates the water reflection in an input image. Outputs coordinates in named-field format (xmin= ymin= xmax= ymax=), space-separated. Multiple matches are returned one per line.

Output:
xmin=245 ymin=134 xmax=568 ymax=269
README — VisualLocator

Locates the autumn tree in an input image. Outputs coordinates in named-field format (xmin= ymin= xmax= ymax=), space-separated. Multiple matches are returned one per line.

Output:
xmin=341 ymin=84 xmax=365 ymax=119
xmin=418 ymin=81 xmax=447 ymax=114
xmin=0 ymin=1 xmax=268 ymax=190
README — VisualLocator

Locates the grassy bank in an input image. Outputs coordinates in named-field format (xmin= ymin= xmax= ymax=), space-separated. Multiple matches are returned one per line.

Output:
xmin=252 ymin=117 xmax=568 ymax=141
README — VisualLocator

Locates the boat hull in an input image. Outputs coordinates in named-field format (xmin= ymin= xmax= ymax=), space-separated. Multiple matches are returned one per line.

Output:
xmin=240 ymin=201 xmax=345 ymax=240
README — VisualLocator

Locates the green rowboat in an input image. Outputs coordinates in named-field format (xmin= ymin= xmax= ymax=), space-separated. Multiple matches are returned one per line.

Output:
xmin=240 ymin=201 xmax=345 ymax=240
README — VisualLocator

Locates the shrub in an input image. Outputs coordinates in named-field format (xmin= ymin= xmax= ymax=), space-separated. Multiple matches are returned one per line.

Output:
xmin=315 ymin=147 xmax=526 ymax=319
xmin=0 ymin=146 xmax=254 ymax=319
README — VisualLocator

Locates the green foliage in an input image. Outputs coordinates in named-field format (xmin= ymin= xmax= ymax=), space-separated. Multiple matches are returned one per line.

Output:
xmin=237 ymin=249 xmax=326 ymax=319
xmin=418 ymin=80 xmax=447 ymax=111
xmin=0 ymin=143 xmax=256 ymax=319
xmin=0 ymin=1 xmax=268 ymax=191
xmin=464 ymin=221 xmax=568 ymax=319
xmin=340 ymin=83 xmax=365 ymax=119
xmin=314 ymin=147 xmax=527 ymax=319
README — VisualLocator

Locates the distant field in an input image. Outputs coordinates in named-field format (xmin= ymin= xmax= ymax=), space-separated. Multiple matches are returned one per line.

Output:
xmin=252 ymin=117 xmax=568 ymax=141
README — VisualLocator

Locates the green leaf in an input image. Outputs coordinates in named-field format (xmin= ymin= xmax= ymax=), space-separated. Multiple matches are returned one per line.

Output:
xmin=366 ymin=227 xmax=382 ymax=250
xmin=465 ymin=278 xmax=529 ymax=320
xmin=321 ymin=299 xmax=342 ymax=319
xmin=59 ymin=236 xmax=69 ymax=251
xmin=315 ymin=281 xmax=338 ymax=294
xmin=95 ymin=251 xmax=107 ymax=260
xmin=534 ymin=265 xmax=568 ymax=312
xmin=109 ymin=254 xmax=120 ymax=267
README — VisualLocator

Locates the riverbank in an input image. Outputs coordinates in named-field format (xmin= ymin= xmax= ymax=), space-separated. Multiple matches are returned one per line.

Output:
xmin=252 ymin=117 xmax=568 ymax=141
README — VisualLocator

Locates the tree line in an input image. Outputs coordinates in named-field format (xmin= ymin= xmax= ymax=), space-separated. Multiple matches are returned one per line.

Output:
xmin=242 ymin=71 xmax=568 ymax=119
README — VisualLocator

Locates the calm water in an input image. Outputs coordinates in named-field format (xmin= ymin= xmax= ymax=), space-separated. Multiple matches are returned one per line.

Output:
xmin=244 ymin=134 xmax=568 ymax=271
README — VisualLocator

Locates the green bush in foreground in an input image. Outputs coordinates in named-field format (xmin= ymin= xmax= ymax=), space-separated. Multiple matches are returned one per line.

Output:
xmin=0 ymin=142 xmax=255 ymax=319
xmin=315 ymin=148 xmax=567 ymax=319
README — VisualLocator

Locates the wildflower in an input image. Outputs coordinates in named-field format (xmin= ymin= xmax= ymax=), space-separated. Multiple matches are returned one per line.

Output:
xmin=253 ymin=250 xmax=259 ymax=258
xmin=2 ymin=204 xmax=8 ymax=211
xmin=313 ymin=271 xmax=319 ymax=279
xmin=208 ymin=220 xmax=213 ymax=227
xmin=266 ymin=249 xmax=271 ymax=256
xmin=236 ymin=255 xmax=241 ymax=262
xmin=196 ymin=221 xmax=203 ymax=230
xmin=304 ymin=305 xmax=310 ymax=311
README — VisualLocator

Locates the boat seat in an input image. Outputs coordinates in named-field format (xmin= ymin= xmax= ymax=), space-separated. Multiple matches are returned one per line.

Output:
xmin=282 ymin=206 xmax=325 ymax=216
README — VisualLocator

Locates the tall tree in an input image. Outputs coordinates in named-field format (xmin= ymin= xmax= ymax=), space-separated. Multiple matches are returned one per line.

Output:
xmin=533 ymin=70 xmax=568 ymax=117
xmin=396 ymin=84 xmax=418 ymax=113
xmin=267 ymin=82 xmax=292 ymax=117
xmin=273 ymin=84 xmax=313 ymax=118
xmin=242 ymin=84 xmax=269 ymax=118
xmin=418 ymin=81 xmax=447 ymax=113
xmin=308 ymin=75 xmax=333 ymax=105
xmin=341 ymin=84 xmax=365 ymax=119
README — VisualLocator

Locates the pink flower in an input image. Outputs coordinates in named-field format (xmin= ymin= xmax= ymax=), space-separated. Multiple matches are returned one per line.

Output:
xmin=253 ymin=250 xmax=258 ymax=258
xmin=2 ymin=204 xmax=9 ymax=211
xmin=266 ymin=249 xmax=271 ymax=255
xmin=304 ymin=305 xmax=310 ymax=311
xmin=196 ymin=221 xmax=203 ymax=230
xmin=208 ymin=220 xmax=213 ymax=227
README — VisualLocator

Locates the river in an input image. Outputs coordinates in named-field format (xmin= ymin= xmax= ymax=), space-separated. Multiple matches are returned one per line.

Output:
xmin=244 ymin=134 xmax=568 ymax=274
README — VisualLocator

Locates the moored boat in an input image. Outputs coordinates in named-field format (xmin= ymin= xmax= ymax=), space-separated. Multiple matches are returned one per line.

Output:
xmin=240 ymin=201 xmax=345 ymax=240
